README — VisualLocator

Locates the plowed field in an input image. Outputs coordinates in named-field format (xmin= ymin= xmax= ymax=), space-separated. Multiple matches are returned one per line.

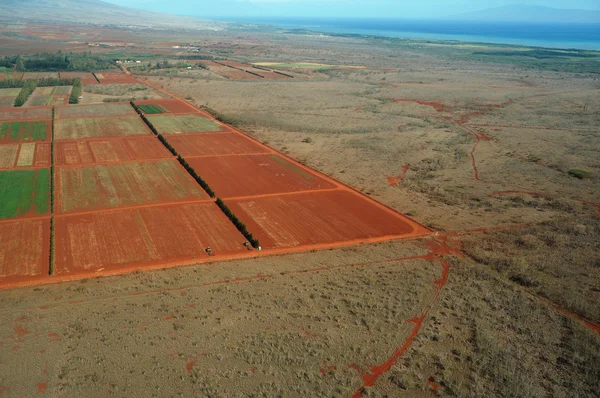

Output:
xmin=56 ymin=103 xmax=136 ymax=118
xmin=56 ymin=136 xmax=171 ymax=166
xmin=226 ymin=190 xmax=429 ymax=249
xmin=135 ymin=99 xmax=197 ymax=114
xmin=54 ymin=202 xmax=248 ymax=276
xmin=56 ymin=159 xmax=207 ymax=214
xmin=58 ymin=72 xmax=98 ymax=84
xmin=167 ymin=133 xmax=269 ymax=157
xmin=187 ymin=154 xmax=336 ymax=198
xmin=0 ymin=218 xmax=50 ymax=285
xmin=0 ymin=107 xmax=51 ymax=121
xmin=147 ymin=114 xmax=223 ymax=134
xmin=0 ymin=168 xmax=49 ymax=219
xmin=55 ymin=116 xmax=150 ymax=140
xmin=95 ymin=73 xmax=138 ymax=84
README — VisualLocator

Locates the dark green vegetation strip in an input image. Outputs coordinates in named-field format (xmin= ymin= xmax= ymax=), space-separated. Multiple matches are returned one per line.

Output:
xmin=138 ymin=104 xmax=165 ymax=114
xmin=4 ymin=53 xmax=114 ymax=72
xmin=14 ymin=80 xmax=37 ymax=107
xmin=216 ymin=198 xmax=260 ymax=248
xmin=69 ymin=79 xmax=82 ymax=104
xmin=177 ymin=156 xmax=215 ymax=198
xmin=0 ymin=169 xmax=50 ymax=219
xmin=0 ymin=78 xmax=80 ymax=89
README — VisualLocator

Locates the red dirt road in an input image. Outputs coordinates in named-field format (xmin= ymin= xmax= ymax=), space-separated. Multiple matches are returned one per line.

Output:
xmin=55 ymin=136 xmax=172 ymax=166
xmin=226 ymin=190 xmax=429 ymax=249
xmin=167 ymin=133 xmax=270 ymax=157
xmin=54 ymin=202 xmax=248 ymax=277
xmin=187 ymin=153 xmax=337 ymax=198
xmin=0 ymin=217 xmax=50 ymax=286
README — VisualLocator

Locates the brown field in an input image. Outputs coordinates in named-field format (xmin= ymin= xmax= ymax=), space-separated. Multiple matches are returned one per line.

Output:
xmin=96 ymin=72 xmax=138 ymax=84
xmin=135 ymin=98 xmax=197 ymax=114
xmin=55 ymin=103 xmax=136 ymax=118
xmin=22 ymin=72 xmax=60 ymax=80
xmin=0 ymin=144 xmax=18 ymax=168
xmin=56 ymin=159 xmax=207 ymax=214
xmin=0 ymin=107 xmax=51 ymax=120
xmin=0 ymin=142 xmax=51 ymax=169
xmin=55 ymin=116 xmax=151 ymax=140
xmin=59 ymin=71 xmax=98 ymax=84
xmin=147 ymin=114 xmax=224 ymax=134
xmin=167 ymin=132 xmax=269 ymax=157
xmin=55 ymin=136 xmax=171 ymax=166
xmin=227 ymin=190 xmax=428 ymax=249
xmin=0 ymin=217 xmax=50 ymax=287
xmin=54 ymin=202 xmax=248 ymax=277
xmin=187 ymin=153 xmax=337 ymax=198
xmin=0 ymin=96 xmax=15 ymax=107
xmin=0 ymin=23 xmax=598 ymax=398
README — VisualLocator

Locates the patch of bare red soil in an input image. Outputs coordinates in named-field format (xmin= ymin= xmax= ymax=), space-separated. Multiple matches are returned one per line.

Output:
xmin=387 ymin=164 xmax=410 ymax=187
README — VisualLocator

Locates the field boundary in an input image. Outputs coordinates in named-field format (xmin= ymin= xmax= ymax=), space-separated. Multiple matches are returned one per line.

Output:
xmin=49 ymin=106 xmax=55 ymax=275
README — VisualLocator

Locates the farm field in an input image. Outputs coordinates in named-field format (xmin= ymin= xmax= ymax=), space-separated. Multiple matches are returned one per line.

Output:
xmin=0 ymin=88 xmax=21 ymax=97
xmin=0 ymin=107 xmax=51 ymax=120
xmin=0 ymin=96 xmax=15 ymax=107
xmin=226 ymin=190 xmax=428 ymax=249
xmin=55 ymin=136 xmax=171 ymax=166
xmin=0 ymin=120 xmax=50 ymax=142
xmin=135 ymin=98 xmax=197 ymax=114
xmin=54 ymin=202 xmax=248 ymax=276
xmin=95 ymin=72 xmax=138 ymax=84
xmin=56 ymin=159 xmax=207 ymax=214
xmin=55 ymin=103 xmax=136 ymax=118
xmin=0 ymin=217 xmax=50 ymax=286
xmin=167 ymin=132 xmax=269 ymax=157
xmin=187 ymin=153 xmax=337 ymax=198
xmin=0 ymin=168 xmax=49 ymax=219
xmin=55 ymin=116 xmax=150 ymax=140
xmin=147 ymin=114 xmax=223 ymax=134
xmin=58 ymin=72 xmax=98 ymax=84
xmin=0 ymin=142 xmax=51 ymax=169
xmin=22 ymin=72 xmax=59 ymax=79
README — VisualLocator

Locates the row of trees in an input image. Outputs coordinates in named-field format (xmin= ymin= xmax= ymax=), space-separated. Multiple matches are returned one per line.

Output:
xmin=131 ymin=100 xmax=260 ymax=249
xmin=69 ymin=79 xmax=82 ymax=104
xmin=2 ymin=52 xmax=114 ymax=72
xmin=14 ymin=80 xmax=37 ymax=107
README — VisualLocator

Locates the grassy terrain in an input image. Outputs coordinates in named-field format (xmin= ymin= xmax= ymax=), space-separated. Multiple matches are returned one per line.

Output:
xmin=147 ymin=114 xmax=222 ymax=134
xmin=0 ymin=121 xmax=47 ymax=142
xmin=0 ymin=168 xmax=49 ymax=219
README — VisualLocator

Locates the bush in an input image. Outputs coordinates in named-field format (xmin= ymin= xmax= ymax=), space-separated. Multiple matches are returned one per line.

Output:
xmin=14 ymin=80 xmax=37 ymax=107
xmin=568 ymin=169 xmax=592 ymax=179
xmin=215 ymin=198 xmax=260 ymax=248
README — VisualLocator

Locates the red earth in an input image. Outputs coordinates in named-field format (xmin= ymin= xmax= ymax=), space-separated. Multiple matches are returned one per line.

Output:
xmin=225 ymin=190 xmax=429 ymax=250
xmin=0 ymin=217 xmax=50 ymax=288
xmin=187 ymin=153 xmax=337 ymax=198
xmin=167 ymin=133 xmax=269 ymax=157
xmin=135 ymin=99 xmax=198 ymax=114
xmin=55 ymin=136 xmax=172 ymax=166
xmin=54 ymin=202 xmax=248 ymax=277
xmin=55 ymin=159 xmax=208 ymax=214
xmin=96 ymin=72 xmax=138 ymax=84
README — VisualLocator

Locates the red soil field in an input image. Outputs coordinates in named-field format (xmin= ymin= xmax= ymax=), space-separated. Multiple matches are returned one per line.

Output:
xmin=226 ymin=190 xmax=429 ymax=250
xmin=135 ymin=99 xmax=198 ymax=114
xmin=167 ymin=133 xmax=269 ymax=157
xmin=55 ymin=136 xmax=172 ymax=166
xmin=187 ymin=153 xmax=337 ymax=198
xmin=33 ymin=143 xmax=51 ymax=168
xmin=0 ymin=217 xmax=50 ymax=288
xmin=54 ymin=202 xmax=248 ymax=277
xmin=55 ymin=159 xmax=207 ymax=214
xmin=0 ymin=107 xmax=51 ymax=121
xmin=58 ymin=72 xmax=99 ymax=85
xmin=96 ymin=73 xmax=138 ymax=84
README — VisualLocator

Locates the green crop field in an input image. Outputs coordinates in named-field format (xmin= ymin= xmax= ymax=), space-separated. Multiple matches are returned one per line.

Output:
xmin=0 ymin=121 xmax=48 ymax=142
xmin=139 ymin=104 xmax=167 ymax=114
xmin=57 ymin=159 xmax=206 ymax=214
xmin=0 ymin=168 xmax=50 ymax=219
xmin=148 ymin=114 xmax=222 ymax=134
xmin=55 ymin=116 xmax=149 ymax=140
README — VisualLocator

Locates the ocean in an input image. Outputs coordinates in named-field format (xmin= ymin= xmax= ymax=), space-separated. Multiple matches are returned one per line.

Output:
xmin=225 ymin=18 xmax=600 ymax=51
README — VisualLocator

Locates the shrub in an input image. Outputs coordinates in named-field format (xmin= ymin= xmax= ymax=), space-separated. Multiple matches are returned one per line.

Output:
xmin=568 ymin=169 xmax=592 ymax=179
xmin=14 ymin=80 xmax=37 ymax=107
xmin=69 ymin=78 xmax=82 ymax=104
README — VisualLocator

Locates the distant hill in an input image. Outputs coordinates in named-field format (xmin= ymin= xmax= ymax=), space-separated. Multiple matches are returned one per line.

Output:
xmin=0 ymin=0 xmax=224 ymax=30
xmin=450 ymin=4 xmax=600 ymax=23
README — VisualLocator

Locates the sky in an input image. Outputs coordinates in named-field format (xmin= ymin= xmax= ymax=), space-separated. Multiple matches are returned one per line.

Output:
xmin=104 ymin=0 xmax=600 ymax=19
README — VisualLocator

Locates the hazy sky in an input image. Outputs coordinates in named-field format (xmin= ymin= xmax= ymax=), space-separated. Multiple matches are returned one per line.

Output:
xmin=104 ymin=0 xmax=600 ymax=18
